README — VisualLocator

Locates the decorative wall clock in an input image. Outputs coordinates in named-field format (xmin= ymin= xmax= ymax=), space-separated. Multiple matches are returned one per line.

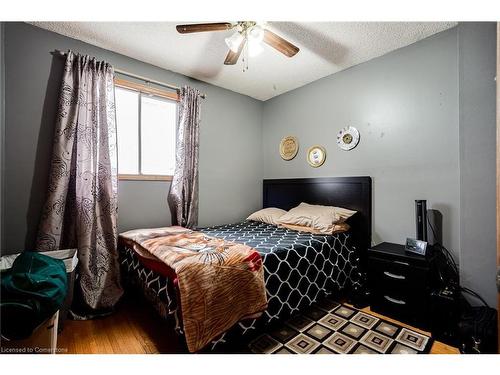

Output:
xmin=336 ymin=126 xmax=360 ymax=151
xmin=279 ymin=136 xmax=299 ymax=161
xmin=306 ymin=145 xmax=327 ymax=168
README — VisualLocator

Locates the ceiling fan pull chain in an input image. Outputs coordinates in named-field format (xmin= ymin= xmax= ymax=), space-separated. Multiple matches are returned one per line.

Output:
xmin=245 ymin=28 xmax=250 ymax=72
xmin=242 ymin=31 xmax=246 ymax=72
xmin=244 ymin=48 xmax=248 ymax=72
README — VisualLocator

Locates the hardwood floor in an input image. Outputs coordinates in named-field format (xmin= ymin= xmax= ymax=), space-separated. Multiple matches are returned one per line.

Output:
xmin=56 ymin=294 xmax=460 ymax=354
xmin=58 ymin=295 xmax=185 ymax=354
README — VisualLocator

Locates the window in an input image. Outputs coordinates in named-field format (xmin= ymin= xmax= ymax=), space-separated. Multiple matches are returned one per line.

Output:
xmin=115 ymin=80 xmax=177 ymax=180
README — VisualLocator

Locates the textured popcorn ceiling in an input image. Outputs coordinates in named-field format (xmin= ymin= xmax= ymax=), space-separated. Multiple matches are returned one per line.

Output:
xmin=31 ymin=22 xmax=457 ymax=101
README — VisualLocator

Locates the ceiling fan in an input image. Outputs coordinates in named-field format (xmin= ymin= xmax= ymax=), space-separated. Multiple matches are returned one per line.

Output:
xmin=176 ymin=21 xmax=299 ymax=68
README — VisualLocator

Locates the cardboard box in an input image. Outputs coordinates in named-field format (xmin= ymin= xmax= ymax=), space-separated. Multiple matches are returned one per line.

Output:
xmin=1 ymin=311 xmax=60 ymax=354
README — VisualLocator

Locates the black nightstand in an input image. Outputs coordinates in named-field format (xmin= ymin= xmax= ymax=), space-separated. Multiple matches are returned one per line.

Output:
xmin=367 ymin=242 xmax=438 ymax=330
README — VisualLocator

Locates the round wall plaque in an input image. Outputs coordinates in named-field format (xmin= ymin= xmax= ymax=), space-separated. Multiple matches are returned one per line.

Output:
xmin=306 ymin=145 xmax=327 ymax=168
xmin=336 ymin=126 xmax=360 ymax=151
xmin=279 ymin=136 xmax=299 ymax=161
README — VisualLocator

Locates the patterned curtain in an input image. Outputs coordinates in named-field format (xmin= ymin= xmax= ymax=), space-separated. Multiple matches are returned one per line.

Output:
xmin=36 ymin=51 xmax=123 ymax=316
xmin=167 ymin=86 xmax=201 ymax=228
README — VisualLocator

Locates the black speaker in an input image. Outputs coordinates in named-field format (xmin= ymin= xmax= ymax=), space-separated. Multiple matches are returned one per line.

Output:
xmin=415 ymin=200 xmax=427 ymax=242
xmin=430 ymin=287 xmax=462 ymax=347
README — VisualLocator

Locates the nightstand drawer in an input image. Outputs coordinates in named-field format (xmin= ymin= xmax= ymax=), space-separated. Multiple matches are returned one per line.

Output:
xmin=369 ymin=277 xmax=427 ymax=304
xmin=370 ymin=290 xmax=429 ymax=328
xmin=368 ymin=256 xmax=429 ymax=290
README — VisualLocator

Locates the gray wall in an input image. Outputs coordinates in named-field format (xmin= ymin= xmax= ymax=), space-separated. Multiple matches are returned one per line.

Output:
xmin=458 ymin=22 xmax=497 ymax=307
xmin=2 ymin=22 xmax=263 ymax=254
xmin=0 ymin=22 xmax=4 ymax=250
xmin=261 ymin=24 xmax=498 ymax=307
xmin=262 ymin=28 xmax=460 ymax=258
xmin=2 ymin=22 xmax=497 ymax=307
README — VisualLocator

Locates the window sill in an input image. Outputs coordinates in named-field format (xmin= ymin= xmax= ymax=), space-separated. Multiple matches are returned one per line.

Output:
xmin=118 ymin=174 xmax=173 ymax=181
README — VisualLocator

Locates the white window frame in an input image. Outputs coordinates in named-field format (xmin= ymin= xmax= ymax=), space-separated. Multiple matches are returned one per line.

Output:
xmin=114 ymin=78 xmax=178 ymax=181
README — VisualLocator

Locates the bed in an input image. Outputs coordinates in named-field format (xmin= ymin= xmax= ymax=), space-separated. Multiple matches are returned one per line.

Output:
xmin=118 ymin=176 xmax=372 ymax=351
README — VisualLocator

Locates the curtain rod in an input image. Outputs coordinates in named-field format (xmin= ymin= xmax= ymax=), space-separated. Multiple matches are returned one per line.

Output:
xmin=51 ymin=50 xmax=206 ymax=99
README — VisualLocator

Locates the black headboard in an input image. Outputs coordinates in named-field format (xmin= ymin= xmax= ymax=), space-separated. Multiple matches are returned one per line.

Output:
xmin=263 ymin=177 xmax=372 ymax=253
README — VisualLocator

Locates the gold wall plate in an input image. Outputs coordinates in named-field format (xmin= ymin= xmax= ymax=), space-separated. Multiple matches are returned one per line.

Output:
xmin=279 ymin=136 xmax=299 ymax=160
xmin=307 ymin=145 xmax=327 ymax=168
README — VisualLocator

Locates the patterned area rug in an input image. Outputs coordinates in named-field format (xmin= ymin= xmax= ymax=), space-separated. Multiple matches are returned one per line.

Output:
xmin=248 ymin=299 xmax=433 ymax=354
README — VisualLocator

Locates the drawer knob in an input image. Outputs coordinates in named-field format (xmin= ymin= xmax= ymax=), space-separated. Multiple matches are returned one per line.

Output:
xmin=384 ymin=295 xmax=406 ymax=305
xmin=383 ymin=271 xmax=406 ymax=280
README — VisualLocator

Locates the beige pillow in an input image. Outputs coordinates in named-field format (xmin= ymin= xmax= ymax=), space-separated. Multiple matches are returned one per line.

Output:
xmin=247 ymin=207 xmax=287 ymax=226
xmin=277 ymin=202 xmax=356 ymax=234
xmin=334 ymin=206 xmax=359 ymax=223
xmin=280 ymin=222 xmax=350 ymax=235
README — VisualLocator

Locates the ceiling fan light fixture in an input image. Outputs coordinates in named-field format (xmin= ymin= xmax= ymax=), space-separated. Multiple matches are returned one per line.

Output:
xmin=248 ymin=25 xmax=264 ymax=42
xmin=176 ymin=21 xmax=299 ymax=67
xmin=225 ymin=31 xmax=243 ymax=53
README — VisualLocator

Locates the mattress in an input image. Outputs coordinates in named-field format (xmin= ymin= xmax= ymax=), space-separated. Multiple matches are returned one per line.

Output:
xmin=119 ymin=220 xmax=363 ymax=350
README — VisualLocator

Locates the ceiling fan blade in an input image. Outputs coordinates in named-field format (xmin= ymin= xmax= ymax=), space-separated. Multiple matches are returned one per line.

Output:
xmin=224 ymin=39 xmax=246 ymax=65
xmin=176 ymin=23 xmax=233 ymax=34
xmin=263 ymin=29 xmax=299 ymax=57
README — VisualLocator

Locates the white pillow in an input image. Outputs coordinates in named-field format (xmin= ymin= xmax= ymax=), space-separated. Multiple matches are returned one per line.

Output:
xmin=247 ymin=207 xmax=287 ymax=226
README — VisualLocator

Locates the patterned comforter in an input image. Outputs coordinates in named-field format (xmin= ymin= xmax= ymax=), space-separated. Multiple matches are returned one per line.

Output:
xmin=119 ymin=221 xmax=363 ymax=351
xmin=119 ymin=226 xmax=267 ymax=352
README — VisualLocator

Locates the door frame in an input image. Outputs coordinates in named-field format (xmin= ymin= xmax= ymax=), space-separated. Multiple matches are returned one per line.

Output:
xmin=496 ymin=22 xmax=500 ymax=354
